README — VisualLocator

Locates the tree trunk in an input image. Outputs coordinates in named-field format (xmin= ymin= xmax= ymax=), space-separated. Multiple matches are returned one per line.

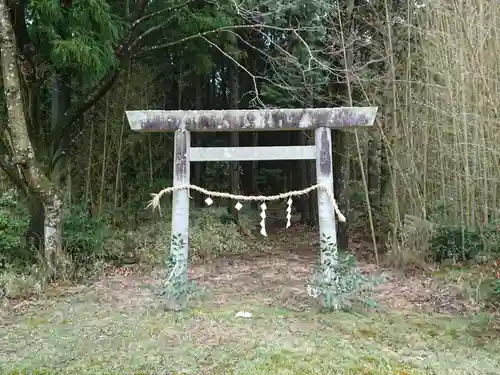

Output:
xmin=25 ymin=196 xmax=44 ymax=254
xmin=284 ymin=132 xmax=294 ymax=192
xmin=250 ymin=132 xmax=258 ymax=209
xmin=24 ymin=81 xmax=43 ymax=156
xmin=250 ymin=55 xmax=260 ymax=208
xmin=227 ymin=62 xmax=240 ymax=223
xmin=49 ymin=72 xmax=72 ymax=213
xmin=308 ymin=156 xmax=318 ymax=228
xmin=367 ymin=130 xmax=380 ymax=208
xmin=210 ymin=69 xmax=217 ymax=108
xmin=332 ymin=0 xmax=356 ymax=251
xmin=333 ymin=130 xmax=349 ymax=250
xmin=50 ymin=72 xmax=72 ymax=184
xmin=0 ymin=0 xmax=65 ymax=277
xmin=298 ymin=131 xmax=310 ymax=224
xmin=193 ymin=73 xmax=204 ymax=207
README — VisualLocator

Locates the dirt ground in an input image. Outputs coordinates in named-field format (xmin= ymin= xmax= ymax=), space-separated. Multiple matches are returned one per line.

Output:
xmin=1 ymin=236 xmax=482 ymax=317
xmin=1 ymin=228 xmax=499 ymax=374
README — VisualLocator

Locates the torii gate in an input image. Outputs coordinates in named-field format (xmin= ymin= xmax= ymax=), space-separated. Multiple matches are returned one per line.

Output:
xmin=126 ymin=107 xmax=378 ymax=308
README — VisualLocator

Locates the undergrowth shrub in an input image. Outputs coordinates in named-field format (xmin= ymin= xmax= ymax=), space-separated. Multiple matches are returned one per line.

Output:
xmin=1 ymin=199 xmax=259 ymax=298
xmin=389 ymin=212 xmax=500 ymax=268
xmin=0 ymin=265 xmax=46 ymax=298
xmin=0 ymin=191 xmax=47 ymax=298
xmin=430 ymin=226 xmax=483 ymax=263
xmin=429 ymin=221 xmax=500 ymax=264
xmin=424 ymin=200 xmax=500 ymax=263
xmin=0 ymin=192 xmax=117 ymax=272
xmin=189 ymin=207 xmax=253 ymax=262
xmin=492 ymin=261 xmax=500 ymax=304
xmin=385 ymin=214 xmax=434 ymax=269
xmin=104 ymin=206 xmax=257 ymax=268
xmin=307 ymin=234 xmax=385 ymax=311
xmin=494 ymin=278 xmax=500 ymax=299
xmin=1 ymin=198 xmax=118 ymax=296
xmin=0 ymin=190 xmax=31 ymax=267
xmin=62 ymin=205 xmax=113 ymax=269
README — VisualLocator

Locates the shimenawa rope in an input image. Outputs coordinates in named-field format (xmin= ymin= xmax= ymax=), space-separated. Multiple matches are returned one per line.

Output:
xmin=148 ymin=183 xmax=346 ymax=222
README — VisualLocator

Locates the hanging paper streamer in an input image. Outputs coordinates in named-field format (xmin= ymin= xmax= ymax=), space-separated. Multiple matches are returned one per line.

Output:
xmin=260 ymin=202 xmax=267 ymax=236
xmin=235 ymin=201 xmax=243 ymax=211
xmin=286 ymin=197 xmax=292 ymax=228
xmin=205 ymin=197 xmax=213 ymax=206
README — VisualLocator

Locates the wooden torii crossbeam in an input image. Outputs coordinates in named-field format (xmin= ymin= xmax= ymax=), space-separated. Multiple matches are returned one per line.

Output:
xmin=126 ymin=107 xmax=378 ymax=309
xmin=126 ymin=107 xmax=377 ymax=132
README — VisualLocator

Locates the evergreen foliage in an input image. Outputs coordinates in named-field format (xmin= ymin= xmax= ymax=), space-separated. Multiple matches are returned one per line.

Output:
xmin=29 ymin=0 xmax=123 ymax=78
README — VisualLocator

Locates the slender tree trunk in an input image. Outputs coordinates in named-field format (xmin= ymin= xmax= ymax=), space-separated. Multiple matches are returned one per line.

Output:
xmin=24 ymin=81 xmax=42 ymax=156
xmin=210 ymin=69 xmax=218 ymax=108
xmin=379 ymin=133 xmax=390 ymax=205
xmin=25 ymin=196 xmax=44 ymax=258
xmin=113 ymin=62 xmax=131 ymax=217
xmin=298 ymin=131 xmax=310 ymax=224
xmin=219 ymin=67 xmax=227 ymax=110
xmin=285 ymin=132 xmax=293 ymax=192
xmin=304 ymin=89 xmax=317 ymax=226
xmin=333 ymin=130 xmax=349 ymax=249
xmin=50 ymin=72 xmax=72 ymax=176
xmin=250 ymin=131 xmax=259 ymax=209
xmin=250 ymin=55 xmax=260 ymax=208
xmin=367 ymin=131 xmax=380 ymax=207
xmin=98 ymin=94 xmax=110 ymax=215
xmin=193 ymin=73 xmax=204 ymax=207
xmin=85 ymin=112 xmax=94 ymax=214
xmin=0 ymin=1 xmax=65 ymax=276
xmin=384 ymin=0 xmax=401 ymax=255
xmin=228 ymin=62 xmax=240 ymax=223
xmin=333 ymin=0 xmax=356 ymax=251
xmin=307 ymin=130 xmax=318 ymax=227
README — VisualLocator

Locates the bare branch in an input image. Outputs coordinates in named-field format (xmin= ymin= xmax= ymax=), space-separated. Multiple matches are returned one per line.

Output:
xmin=133 ymin=24 xmax=296 ymax=56
xmin=201 ymin=36 xmax=264 ymax=108
xmin=128 ymin=0 xmax=196 ymax=48
xmin=132 ymin=0 xmax=194 ymax=28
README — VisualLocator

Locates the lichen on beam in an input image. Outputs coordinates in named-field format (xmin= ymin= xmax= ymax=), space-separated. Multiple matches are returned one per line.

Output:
xmin=125 ymin=107 xmax=378 ymax=132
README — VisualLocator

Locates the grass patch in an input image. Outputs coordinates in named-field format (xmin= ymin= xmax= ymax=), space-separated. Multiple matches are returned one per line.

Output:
xmin=431 ymin=264 xmax=499 ymax=308
xmin=1 ymin=217 xmax=499 ymax=374
xmin=1 ymin=272 xmax=499 ymax=375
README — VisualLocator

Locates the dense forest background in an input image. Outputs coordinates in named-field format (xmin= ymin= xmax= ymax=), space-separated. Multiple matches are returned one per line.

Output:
xmin=1 ymin=0 xmax=499 ymax=298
